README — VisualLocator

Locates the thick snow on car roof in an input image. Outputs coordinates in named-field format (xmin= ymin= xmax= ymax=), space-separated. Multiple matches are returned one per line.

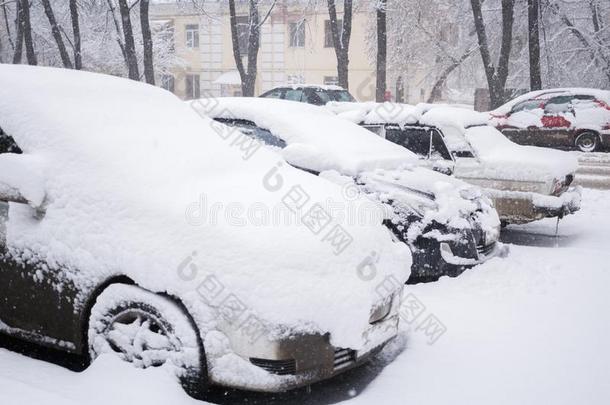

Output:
xmin=326 ymin=102 xmax=578 ymax=181
xmin=0 ymin=65 xmax=411 ymax=353
xmin=193 ymin=97 xmax=418 ymax=176
xmin=491 ymin=88 xmax=610 ymax=115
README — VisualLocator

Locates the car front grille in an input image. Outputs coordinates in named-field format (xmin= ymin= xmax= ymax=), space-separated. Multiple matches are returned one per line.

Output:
xmin=477 ymin=241 xmax=496 ymax=257
xmin=249 ymin=358 xmax=297 ymax=375
xmin=334 ymin=347 xmax=357 ymax=372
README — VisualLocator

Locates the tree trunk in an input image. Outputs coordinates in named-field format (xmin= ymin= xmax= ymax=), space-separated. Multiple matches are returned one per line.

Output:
xmin=470 ymin=0 xmax=515 ymax=109
xmin=12 ymin=0 xmax=23 ymax=64
xmin=70 ymin=0 xmax=82 ymax=70
xmin=243 ymin=0 xmax=260 ymax=97
xmin=2 ymin=3 xmax=14 ymax=52
xmin=527 ymin=0 xmax=541 ymax=90
xmin=140 ymin=0 xmax=155 ymax=84
xmin=376 ymin=0 xmax=387 ymax=102
xmin=229 ymin=0 xmax=263 ymax=97
xmin=41 ymin=0 xmax=72 ymax=68
xmin=118 ymin=0 xmax=140 ymax=80
xmin=327 ymin=0 xmax=352 ymax=90
xmin=20 ymin=0 xmax=36 ymax=65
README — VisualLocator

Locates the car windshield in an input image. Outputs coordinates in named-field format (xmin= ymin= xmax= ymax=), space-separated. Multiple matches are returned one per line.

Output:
xmin=215 ymin=119 xmax=287 ymax=149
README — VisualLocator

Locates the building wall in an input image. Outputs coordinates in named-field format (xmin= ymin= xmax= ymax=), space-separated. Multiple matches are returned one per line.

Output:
xmin=151 ymin=2 xmax=377 ymax=101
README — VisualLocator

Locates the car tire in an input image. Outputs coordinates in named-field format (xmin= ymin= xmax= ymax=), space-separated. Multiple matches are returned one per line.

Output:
xmin=575 ymin=132 xmax=599 ymax=152
xmin=88 ymin=284 xmax=207 ymax=398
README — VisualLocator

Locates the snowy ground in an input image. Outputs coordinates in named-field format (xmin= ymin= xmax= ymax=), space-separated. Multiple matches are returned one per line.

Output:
xmin=1 ymin=187 xmax=609 ymax=405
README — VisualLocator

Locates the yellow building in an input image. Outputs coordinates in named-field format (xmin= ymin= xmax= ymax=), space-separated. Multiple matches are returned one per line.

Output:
xmin=151 ymin=1 xmax=378 ymax=101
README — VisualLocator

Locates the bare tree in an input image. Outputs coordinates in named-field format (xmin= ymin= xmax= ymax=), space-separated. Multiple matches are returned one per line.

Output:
xmin=16 ymin=0 xmax=36 ymax=65
xmin=70 ymin=0 xmax=82 ymax=69
xmin=41 ymin=0 xmax=72 ymax=68
xmin=427 ymin=47 xmax=478 ymax=103
xmin=528 ymin=0 xmax=542 ymax=90
xmin=2 ymin=2 xmax=14 ymax=53
xmin=326 ymin=0 xmax=352 ymax=90
xmin=376 ymin=0 xmax=387 ymax=102
xmin=140 ymin=0 xmax=155 ymax=84
xmin=12 ymin=0 xmax=23 ymax=64
xmin=117 ymin=0 xmax=140 ymax=80
xmin=470 ymin=0 xmax=515 ymax=108
xmin=229 ymin=0 xmax=265 ymax=97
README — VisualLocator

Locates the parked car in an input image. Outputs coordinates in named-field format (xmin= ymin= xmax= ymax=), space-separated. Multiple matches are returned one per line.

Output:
xmin=192 ymin=97 xmax=506 ymax=283
xmin=0 ymin=65 xmax=412 ymax=396
xmin=326 ymin=102 xmax=582 ymax=225
xmin=259 ymin=84 xmax=356 ymax=105
xmin=489 ymin=88 xmax=610 ymax=152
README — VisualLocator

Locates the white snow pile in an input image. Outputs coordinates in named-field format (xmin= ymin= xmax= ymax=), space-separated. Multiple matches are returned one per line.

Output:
xmin=192 ymin=97 xmax=418 ymax=176
xmin=0 ymin=65 xmax=411 ymax=388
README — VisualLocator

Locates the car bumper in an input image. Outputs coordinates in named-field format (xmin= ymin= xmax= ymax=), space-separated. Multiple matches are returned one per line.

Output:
xmin=439 ymin=239 xmax=509 ymax=267
xmin=209 ymin=312 xmax=400 ymax=392
xmin=490 ymin=187 xmax=582 ymax=224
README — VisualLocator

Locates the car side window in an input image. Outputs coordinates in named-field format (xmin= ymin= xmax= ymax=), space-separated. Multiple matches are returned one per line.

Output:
xmin=430 ymin=130 xmax=452 ymax=161
xmin=312 ymin=90 xmax=331 ymax=105
xmin=386 ymin=126 xmax=430 ymax=158
xmin=544 ymin=96 xmax=573 ymax=114
xmin=511 ymin=100 xmax=541 ymax=114
xmin=261 ymin=89 xmax=284 ymax=99
xmin=284 ymin=89 xmax=305 ymax=102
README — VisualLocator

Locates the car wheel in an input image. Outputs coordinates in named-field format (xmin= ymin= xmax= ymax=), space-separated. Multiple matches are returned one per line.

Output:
xmin=88 ymin=284 xmax=207 ymax=398
xmin=575 ymin=132 xmax=598 ymax=152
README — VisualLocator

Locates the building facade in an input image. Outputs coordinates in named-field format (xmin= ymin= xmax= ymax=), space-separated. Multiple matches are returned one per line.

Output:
xmin=150 ymin=1 xmax=378 ymax=101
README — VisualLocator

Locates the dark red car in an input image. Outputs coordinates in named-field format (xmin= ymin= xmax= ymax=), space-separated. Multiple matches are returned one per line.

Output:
xmin=490 ymin=88 xmax=610 ymax=152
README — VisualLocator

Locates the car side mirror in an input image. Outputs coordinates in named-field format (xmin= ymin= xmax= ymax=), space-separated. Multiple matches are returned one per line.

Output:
xmin=0 ymin=154 xmax=46 ymax=214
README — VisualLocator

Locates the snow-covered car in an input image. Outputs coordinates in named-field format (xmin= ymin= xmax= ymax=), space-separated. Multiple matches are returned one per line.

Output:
xmin=489 ymin=88 xmax=610 ymax=152
xmin=191 ymin=97 xmax=506 ymax=283
xmin=327 ymin=102 xmax=582 ymax=225
xmin=0 ymin=66 xmax=412 ymax=396
xmin=259 ymin=84 xmax=356 ymax=105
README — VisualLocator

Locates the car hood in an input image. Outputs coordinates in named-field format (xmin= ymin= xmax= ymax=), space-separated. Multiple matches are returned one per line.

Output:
xmin=0 ymin=65 xmax=411 ymax=350
xmin=357 ymin=167 xmax=499 ymax=232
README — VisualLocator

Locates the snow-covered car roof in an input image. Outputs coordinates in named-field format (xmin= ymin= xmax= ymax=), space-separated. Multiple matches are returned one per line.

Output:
xmin=491 ymin=88 xmax=610 ymax=115
xmin=0 ymin=65 xmax=411 ymax=351
xmin=192 ymin=97 xmax=419 ymax=176
xmin=325 ymin=102 xmax=578 ymax=181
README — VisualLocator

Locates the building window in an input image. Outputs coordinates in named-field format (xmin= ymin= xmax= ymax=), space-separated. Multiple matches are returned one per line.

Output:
xmin=287 ymin=74 xmax=305 ymax=85
xmin=324 ymin=76 xmax=339 ymax=86
xmin=185 ymin=74 xmax=200 ymax=100
xmin=289 ymin=21 xmax=305 ymax=47
xmin=185 ymin=24 xmax=199 ymax=48
xmin=236 ymin=16 xmax=249 ymax=55
xmin=324 ymin=19 xmax=342 ymax=48
xmin=160 ymin=74 xmax=175 ymax=93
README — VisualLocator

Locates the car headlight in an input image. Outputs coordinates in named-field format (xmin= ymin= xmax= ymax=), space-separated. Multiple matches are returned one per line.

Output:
xmin=369 ymin=296 xmax=394 ymax=324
